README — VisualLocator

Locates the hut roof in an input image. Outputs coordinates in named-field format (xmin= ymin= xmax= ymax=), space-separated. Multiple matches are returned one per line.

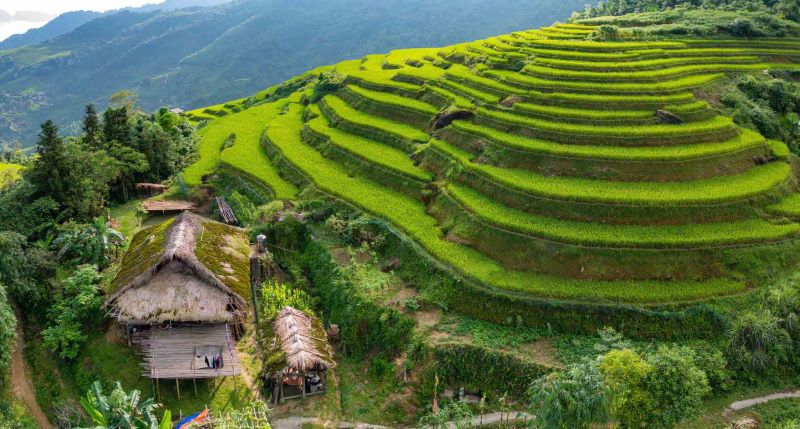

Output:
xmin=271 ymin=307 xmax=334 ymax=372
xmin=105 ymin=212 xmax=251 ymax=322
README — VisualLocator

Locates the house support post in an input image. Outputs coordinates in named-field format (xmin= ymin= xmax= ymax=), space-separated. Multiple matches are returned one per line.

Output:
xmin=176 ymin=379 xmax=181 ymax=400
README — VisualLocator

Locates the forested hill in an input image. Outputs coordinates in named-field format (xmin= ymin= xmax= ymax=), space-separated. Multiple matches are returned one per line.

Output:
xmin=0 ymin=0 xmax=584 ymax=148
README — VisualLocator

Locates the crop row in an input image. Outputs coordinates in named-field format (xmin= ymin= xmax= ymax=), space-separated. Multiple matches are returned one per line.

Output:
xmin=424 ymin=84 xmax=475 ymax=109
xmin=510 ymin=102 xmax=655 ymax=122
xmin=509 ymin=37 xmax=687 ymax=51
xmin=476 ymin=107 xmax=737 ymax=143
xmin=532 ymin=55 xmax=759 ymax=71
xmin=447 ymin=183 xmax=800 ymax=248
xmin=264 ymin=102 xmax=745 ymax=303
xmin=305 ymin=112 xmax=431 ymax=182
xmin=183 ymin=96 xmax=298 ymax=199
xmin=430 ymin=139 xmax=791 ymax=206
xmin=320 ymin=95 xmax=430 ymax=144
xmin=486 ymin=69 xmax=725 ymax=93
xmin=523 ymin=63 xmax=800 ymax=82
xmin=437 ymin=79 xmax=501 ymax=104
xmin=768 ymin=194 xmax=800 ymax=218
xmin=540 ymin=26 xmax=596 ymax=35
xmin=344 ymin=84 xmax=439 ymax=115
xmin=524 ymin=29 xmax=586 ymax=40
xmin=448 ymin=120 xmax=766 ymax=162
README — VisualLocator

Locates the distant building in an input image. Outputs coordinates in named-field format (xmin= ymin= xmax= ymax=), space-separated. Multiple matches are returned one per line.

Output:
xmin=169 ymin=107 xmax=185 ymax=115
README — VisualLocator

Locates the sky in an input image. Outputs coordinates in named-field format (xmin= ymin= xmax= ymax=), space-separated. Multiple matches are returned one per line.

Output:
xmin=0 ymin=0 xmax=158 ymax=40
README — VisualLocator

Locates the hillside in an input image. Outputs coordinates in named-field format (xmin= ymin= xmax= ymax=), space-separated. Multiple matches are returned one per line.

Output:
xmin=0 ymin=0 xmax=584 ymax=148
xmin=184 ymin=21 xmax=800 ymax=313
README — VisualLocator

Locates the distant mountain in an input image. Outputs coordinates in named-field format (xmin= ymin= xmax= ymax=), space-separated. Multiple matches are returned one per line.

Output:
xmin=0 ymin=0 xmax=232 ymax=51
xmin=0 ymin=0 xmax=584 ymax=147
xmin=0 ymin=11 xmax=100 ymax=51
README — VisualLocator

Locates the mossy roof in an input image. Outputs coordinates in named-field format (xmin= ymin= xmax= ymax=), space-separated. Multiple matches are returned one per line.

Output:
xmin=107 ymin=212 xmax=251 ymax=305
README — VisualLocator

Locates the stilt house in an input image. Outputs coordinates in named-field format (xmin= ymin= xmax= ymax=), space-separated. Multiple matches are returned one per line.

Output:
xmin=104 ymin=212 xmax=251 ymax=382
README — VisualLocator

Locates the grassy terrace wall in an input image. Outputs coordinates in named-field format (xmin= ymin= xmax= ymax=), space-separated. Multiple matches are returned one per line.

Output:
xmin=436 ymin=125 xmax=772 ymax=181
xmin=183 ymin=20 xmax=800 ymax=329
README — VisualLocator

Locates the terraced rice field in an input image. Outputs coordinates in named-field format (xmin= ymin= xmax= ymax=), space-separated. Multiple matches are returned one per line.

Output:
xmin=183 ymin=21 xmax=800 ymax=305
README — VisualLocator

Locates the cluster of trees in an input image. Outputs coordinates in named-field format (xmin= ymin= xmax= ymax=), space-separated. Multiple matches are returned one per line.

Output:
xmin=528 ymin=330 xmax=726 ymax=428
xmin=0 ymin=96 xmax=198 ymax=426
xmin=528 ymin=283 xmax=800 ymax=429
xmin=724 ymin=75 xmax=800 ymax=155
xmin=576 ymin=0 xmax=799 ymax=22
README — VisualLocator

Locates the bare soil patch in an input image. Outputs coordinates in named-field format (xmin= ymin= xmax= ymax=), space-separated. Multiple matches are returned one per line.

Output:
xmin=9 ymin=304 xmax=52 ymax=429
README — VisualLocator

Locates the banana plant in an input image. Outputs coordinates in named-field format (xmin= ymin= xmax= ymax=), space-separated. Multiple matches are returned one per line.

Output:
xmin=78 ymin=381 xmax=171 ymax=429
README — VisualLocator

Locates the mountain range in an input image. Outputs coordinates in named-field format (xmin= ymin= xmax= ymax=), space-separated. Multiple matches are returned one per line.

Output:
xmin=0 ymin=0 xmax=584 ymax=147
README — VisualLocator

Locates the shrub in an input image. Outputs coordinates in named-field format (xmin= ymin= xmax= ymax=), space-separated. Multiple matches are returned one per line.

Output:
xmin=528 ymin=360 xmax=610 ymax=429
xmin=727 ymin=310 xmax=792 ymax=374
xmin=311 ymin=72 xmax=346 ymax=102
xmin=41 ymin=265 xmax=103 ymax=360
xmin=730 ymin=19 xmax=760 ymax=37
xmin=258 ymin=280 xmax=316 ymax=321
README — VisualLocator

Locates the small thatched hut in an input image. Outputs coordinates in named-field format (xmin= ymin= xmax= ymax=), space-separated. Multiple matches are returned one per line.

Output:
xmin=265 ymin=307 xmax=335 ymax=403
xmin=105 ymin=212 xmax=251 ymax=381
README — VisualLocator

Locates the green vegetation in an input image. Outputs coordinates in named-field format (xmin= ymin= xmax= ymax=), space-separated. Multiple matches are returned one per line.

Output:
xmin=344 ymin=85 xmax=439 ymax=115
xmin=433 ymin=139 xmax=791 ymax=205
xmin=524 ymin=62 xmax=800 ymax=81
xmin=0 ymin=163 xmax=21 ymax=189
xmin=447 ymin=183 xmax=800 ymax=247
xmin=488 ymin=69 xmax=726 ymax=93
xmin=450 ymin=121 xmax=765 ymax=161
xmin=320 ymin=95 xmax=430 ymax=143
xmin=306 ymin=115 xmax=431 ymax=182
xmin=184 ymin=97 xmax=298 ymax=199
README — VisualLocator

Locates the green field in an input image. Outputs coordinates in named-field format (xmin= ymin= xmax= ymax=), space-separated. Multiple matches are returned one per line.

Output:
xmin=182 ymin=24 xmax=800 ymax=306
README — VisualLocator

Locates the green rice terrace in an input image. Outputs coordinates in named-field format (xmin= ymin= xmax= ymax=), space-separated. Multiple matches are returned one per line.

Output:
xmin=183 ymin=22 xmax=800 ymax=321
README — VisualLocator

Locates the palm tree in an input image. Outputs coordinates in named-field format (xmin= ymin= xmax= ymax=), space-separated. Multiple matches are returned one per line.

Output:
xmin=78 ymin=381 xmax=171 ymax=429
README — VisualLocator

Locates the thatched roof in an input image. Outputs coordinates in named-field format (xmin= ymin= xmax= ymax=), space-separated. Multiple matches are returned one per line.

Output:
xmin=105 ymin=212 xmax=250 ymax=324
xmin=271 ymin=307 xmax=334 ymax=372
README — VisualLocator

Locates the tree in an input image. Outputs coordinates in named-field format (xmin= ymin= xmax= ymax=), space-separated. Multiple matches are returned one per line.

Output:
xmin=41 ymin=265 xmax=103 ymax=360
xmin=107 ymin=142 xmax=149 ymax=201
xmin=528 ymin=360 xmax=610 ymax=429
xmin=52 ymin=217 xmax=125 ymax=269
xmin=639 ymin=346 xmax=711 ymax=428
xmin=0 ymin=284 xmax=17 ymax=377
xmin=103 ymin=107 xmax=132 ymax=148
xmin=27 ymin=121 xmax=70 ymax=208
xmin=598 ymin=348 xmax=652 ymax=427
xmin=78 ymin=381 xmax=171 ymax=429
xmin=82 ymin=104 xmax=104 ymax=150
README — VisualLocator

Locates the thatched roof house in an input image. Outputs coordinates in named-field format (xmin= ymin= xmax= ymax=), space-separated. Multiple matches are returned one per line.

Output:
xmin=105 ymin=212 xmax=251 ymax=381
xmin=266 ymin=307 xmax=335 ymax=403
xmin=105 ymin=211 xmax=250 ymax=326
xmin=273 ymin=307 xmax=334 ymax=371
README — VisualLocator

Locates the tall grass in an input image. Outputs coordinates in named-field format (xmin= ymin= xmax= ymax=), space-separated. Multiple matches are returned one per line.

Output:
xmin=487 ymin=69 xmax=725 ymax=93
xmin=432 ymin=139 xmax=791 ymax=205
xmin=306 ymin=114 xmax=431 ymax=181
xmin=533 ymin=55 xmax=759 ymax=71
xmin=183 ymin=97 xmax=298 ymax=199
xmin=264 ymin=103 xmax=744 ymax=303
xmin=477 ymin=107 xmax=735 ymax=140
xmin=524 ymin=63 xmax=800 ymax=81
xmin=345 ymin=85 xmax=439 ymax=115
xmin=450 ymin=121 xmax=766 ymax=162
xmin=448 ymin=183 xmax=799 ymax=247
xmin=321 ymin=95 xmax=430 ymax=143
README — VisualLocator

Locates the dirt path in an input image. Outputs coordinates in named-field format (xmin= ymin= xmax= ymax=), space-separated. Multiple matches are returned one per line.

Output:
xmin=9 ymin=303 xmax=52 ymax=429
xmin=270 ymin=411 xmax=530 ymax=429
xmin=726 ymin=389 xmax=800 ymax=412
